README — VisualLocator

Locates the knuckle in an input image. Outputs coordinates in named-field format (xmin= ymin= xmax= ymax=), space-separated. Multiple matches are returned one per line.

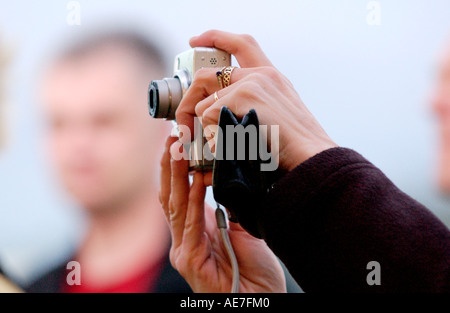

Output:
xmin=169 ymin=249 xmax=178 ymax=271
xmin=240 ymin=33 xmax=257 ymax=46
xmin=205 ymin=29 xmax=220 ymax=38
xmin=202 ymin=111 xmax=212 ymax=126
xmin=193 ymin=67 xmax=213 ymax=82
xmin=168 ymin=201 xmax=177 ymax=222
xmin=261 ymin=66 xmax=280 ymax=80
xmin=194 ymin=106 xmax=201 ymax=119
xmin=159 ymin=196 xmax=168 ymax=209
xmin=236 ymin=80 xmax=262 ymax=99
xmin=175 ymin=257 xmax=189 ymax=277
xmin=195 ymin=99 xmax=207 ymax=117
xmin=202 ymin=107 xmax=211 ymax=120
xmin=202 ymin=106 xmax=220 ymax=125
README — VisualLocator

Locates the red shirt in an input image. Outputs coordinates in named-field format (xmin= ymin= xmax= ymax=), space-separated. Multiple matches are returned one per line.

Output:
xmin=63 ymin=259 xmax=162 ymax=293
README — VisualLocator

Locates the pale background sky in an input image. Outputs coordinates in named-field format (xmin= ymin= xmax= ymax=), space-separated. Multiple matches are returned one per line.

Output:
xmin=0 ymin=0 xmax=449 ymax=286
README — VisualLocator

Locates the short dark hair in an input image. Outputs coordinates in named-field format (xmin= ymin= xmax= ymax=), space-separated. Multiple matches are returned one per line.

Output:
xmin=54 ymin=28 xmax=169 ymax=77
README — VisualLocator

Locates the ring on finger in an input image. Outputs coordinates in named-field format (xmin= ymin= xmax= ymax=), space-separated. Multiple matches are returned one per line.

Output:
xmin=221 ymin=66 xmax=236 ymax=88
xmin=216 ymin=66 xmax=226 ymax=89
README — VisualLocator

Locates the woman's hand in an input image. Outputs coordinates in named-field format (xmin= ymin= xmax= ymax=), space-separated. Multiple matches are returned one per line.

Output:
xmin=176 ymin=30 xmax=337 ymax=171
xmin=159 ymin=136 xmax=286 ymax=293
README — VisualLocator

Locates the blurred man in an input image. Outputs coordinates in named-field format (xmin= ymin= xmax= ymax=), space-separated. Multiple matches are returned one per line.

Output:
xmin=26 ymin=30 xmax=191 ymax=293
xmin=433 ymin=41 xmax=450 ymax=194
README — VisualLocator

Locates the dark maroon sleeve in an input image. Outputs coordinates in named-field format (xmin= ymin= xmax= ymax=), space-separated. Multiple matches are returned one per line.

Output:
xmin=259 ymin=147 xmax=450 ymax=292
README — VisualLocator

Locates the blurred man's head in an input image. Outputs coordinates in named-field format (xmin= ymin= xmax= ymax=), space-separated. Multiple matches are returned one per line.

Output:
xmin=41 ymin=31 xmax=170 ymax=214
xmin=433 ymin=41 xmax=450 ymax=194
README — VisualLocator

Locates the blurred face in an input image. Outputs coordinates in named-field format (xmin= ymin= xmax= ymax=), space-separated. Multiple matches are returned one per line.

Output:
xmin=432 ymin=45 xmax=450 ymax=193
xmin=42 ymin=46 xmax=168 ymax=213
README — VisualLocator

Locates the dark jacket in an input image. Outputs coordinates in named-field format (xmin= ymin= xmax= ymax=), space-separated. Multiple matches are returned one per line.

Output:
xmin=256 ymin=147 xmax=450 ymax=292
xmin=26 ymin=254 xmax=192 ymax=293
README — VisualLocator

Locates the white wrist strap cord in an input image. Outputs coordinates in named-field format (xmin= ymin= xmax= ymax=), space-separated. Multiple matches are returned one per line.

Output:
xmin=215 ymin=203 xmax=240 ymax=293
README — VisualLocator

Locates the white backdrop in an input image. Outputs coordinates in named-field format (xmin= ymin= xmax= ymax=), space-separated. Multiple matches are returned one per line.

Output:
xmin=0 ymin=0 xmax=449 ymax=285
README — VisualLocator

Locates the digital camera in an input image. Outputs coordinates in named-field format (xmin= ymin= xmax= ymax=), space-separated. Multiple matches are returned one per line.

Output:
xmin=148 ymin=48 xmax=231 ymax=171
xmin=148 ymin=47 xmax=230 ymax=119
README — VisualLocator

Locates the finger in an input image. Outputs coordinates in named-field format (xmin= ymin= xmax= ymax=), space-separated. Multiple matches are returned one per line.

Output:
xmin=197 ymin=79 xmax=268 ymax=129
xmin=190 ymin=30 xmax=273 ymax=68
xmin=169 ymin=142 xmax=190 ymax=248
xmin=183 ymin=172 xmax=207 ymax=250
xmin=193 ymin=78 xmax=252 ymax=120
xmin=204 ymin=202 xmax=220 ymax=238
xmin=160 ymin=136 xmax=179 ymax=222
xmin=175 ymin=67 xmax=248 ymax=137
xmin=203 ymin=172 xmax=213 ymax=187
xmin=182 ymin=67 xmax=281 ymax=131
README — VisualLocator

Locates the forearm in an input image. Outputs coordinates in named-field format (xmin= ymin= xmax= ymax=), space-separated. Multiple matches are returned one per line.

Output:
xmin=258 ymin=148 xmax=450 ymax=292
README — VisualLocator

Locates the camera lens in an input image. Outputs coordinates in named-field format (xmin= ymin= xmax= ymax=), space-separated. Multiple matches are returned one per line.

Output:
xmin=148 ymin=82 xmax=159 ymax=117
xmin=147 ymin=78 xmax=183 ymax=120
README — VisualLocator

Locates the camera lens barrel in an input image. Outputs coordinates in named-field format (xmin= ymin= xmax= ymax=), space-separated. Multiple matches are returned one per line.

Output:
xmin=148 ymin=70 xmax=191 ymax=120
xmin=148 ymin=78 xmax=184 ymax=120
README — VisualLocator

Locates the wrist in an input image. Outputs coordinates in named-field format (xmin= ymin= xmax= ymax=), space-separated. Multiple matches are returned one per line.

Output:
xmin=283 ymin=139 xmax=338 ymax=171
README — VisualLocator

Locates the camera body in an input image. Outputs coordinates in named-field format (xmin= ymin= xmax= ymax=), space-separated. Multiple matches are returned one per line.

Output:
xmin=148 ymin=48 xmax=231 ymax=171
xmin=148 ymin=47 xmax=230 ymax=119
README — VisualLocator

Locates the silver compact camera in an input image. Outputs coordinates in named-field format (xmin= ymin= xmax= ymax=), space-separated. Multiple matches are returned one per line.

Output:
xmin=148 ymin=47 xmax=230 ymax=119
xmin=148 ymin=48 xmax=231 ymax=171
